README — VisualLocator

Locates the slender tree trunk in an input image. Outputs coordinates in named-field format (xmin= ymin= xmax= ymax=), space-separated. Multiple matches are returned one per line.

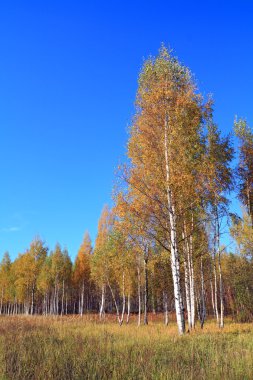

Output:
xmin=50 ymin=293 xmax=54 ymax=315
xmin=31 ymin=283 xmax=35 ymax=315
xmin=213 ymin=255 xmax=220 ymax=326
xmin=246 ymin=178 xmax=253 ymax=227
xmin=143 ymin=255 xmax=148 ymax=325
xmin=189 ymin=215 xmax=195 ymax=329
xmin=210 ymin=275 xmax=215 ymax=317
xmin=216 ymin=208 xmax=224 ymax=328
xmin=182 ymin=226 xmax=191 ymax=330
xmin=56 ymin=285 xmax=59 ymax=315
xmin=200 ymin=255 xmax=206 ymax=328
xmin=61 ymin=280 xmax=65 ymax=316
xmin=46 ymin=293 xmax=48 ymax=316
xmin=80 ymin=280 xmax=84 ymax=317
xmin=151 ymin=272 xmax=156 ymax=315
xmin=126 ymin=294 xmax=130 ymax=324
xmin=119 ymin=272 xmax=126 ymax=326
xmin=53 ymin=282 xmax=57 ymax=315
xmin=43 ymin=294 xmax=46 ymax=315
xmin=137 ymin=265 xmax=141 ymax=327
xmin=183 ymin=218 xmax=195 ymax=330
xmin=218 ymin=259 xmax=224 ymax=327
xmin=107 ymin=280 xmax=120 ymax=323
xmin=163 ymin=291 xmax=169 ymax=326
xmin=152 ymin=296 xmax=156 ymax=315
xmin=0 ymin=289 xmax=3 ymax=315
xmin=183 ymin=256 xmax=191 ymax=331
xmin=165 ymin=114 xmax=185 ymax=335
xmin=99 ymin=285 xmax=105 ymax=320
xmin=65 ymin=296 xmax=68 ymax=315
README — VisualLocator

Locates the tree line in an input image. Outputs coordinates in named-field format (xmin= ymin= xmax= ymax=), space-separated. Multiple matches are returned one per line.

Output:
xmin=1 ymin=46 xmax=253 ymax=334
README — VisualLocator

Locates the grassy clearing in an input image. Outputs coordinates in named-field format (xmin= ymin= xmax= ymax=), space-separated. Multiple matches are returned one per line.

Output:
xmin=0 ymin=315 xmax=253 ymax=379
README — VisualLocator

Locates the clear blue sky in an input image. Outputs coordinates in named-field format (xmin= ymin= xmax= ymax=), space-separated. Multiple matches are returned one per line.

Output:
xmin=0 ymin=1 xmax=252 ymax=260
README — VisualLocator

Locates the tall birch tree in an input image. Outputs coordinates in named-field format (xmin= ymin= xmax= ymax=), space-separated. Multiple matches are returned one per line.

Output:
xmin=121 ymin=46 xmax=210 ymax=334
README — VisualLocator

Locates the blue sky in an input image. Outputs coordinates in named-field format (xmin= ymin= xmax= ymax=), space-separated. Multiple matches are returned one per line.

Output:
xmin=0 ymin=1 xmax=252 ymax=260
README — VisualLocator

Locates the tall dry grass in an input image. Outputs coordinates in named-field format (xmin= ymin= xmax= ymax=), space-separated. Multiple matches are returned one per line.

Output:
xmin=0 ymin=315 xmax=253 ymax=379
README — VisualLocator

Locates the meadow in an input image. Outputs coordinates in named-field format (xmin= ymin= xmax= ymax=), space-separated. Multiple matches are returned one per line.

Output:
xmin=0 ymin=315 xmax=253 ymax=380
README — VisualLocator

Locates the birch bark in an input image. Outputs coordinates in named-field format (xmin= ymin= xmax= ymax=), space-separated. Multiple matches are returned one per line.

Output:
xmin=143 ymin=255 xmax=148 ymax=325
xmin=99 ymin=285 xmax=105 ymax=320
xmin=137 ymin=265 xmax=141 ymax=327
xmin=216 ymin=207 xmax=224 ymax=328
xmin=164 ymin=114 xmax=185 ymax=335
xmin=200 ymin=255 xmax=206 ymax=328
xmin=126 ymin=294 xmax=130 ymax=324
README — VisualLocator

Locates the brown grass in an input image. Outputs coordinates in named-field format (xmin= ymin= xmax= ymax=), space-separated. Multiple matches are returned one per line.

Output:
xmin=0 ymin=314 xmax=253 ymax=379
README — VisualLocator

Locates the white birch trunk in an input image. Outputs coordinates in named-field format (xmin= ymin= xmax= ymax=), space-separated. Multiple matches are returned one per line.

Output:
xmin=216 ymin=208 xmax=224 ymax=328
xmin=165 ymin=115 xmax=185 ymax=334
xmin=80 ymin=280 xmax=84 ymax=317
xmin=107 ymin=280 xmax=120 ymax=324
xmin=163 ymin=291 xmax=169 ymax=326
xmin=31 ymin=283 xmax=35 ymax=315
xmin=200 ymin=255 xmax=206 ymax=328
xmin=99 ymin=285 xmax=105 ymax=320
xmin=210 ymin=275 xmax=215 ymax=317
xmin=182 ymin=226 xmax=191 ymax=330
xmin=126 ymin=294 xmax=130 ymax=324
xmin=137 ymin=265 xmax=141 ymax=327
xmin=183 ymin=256 xmax=191 ymax=330
xmin=143 ymin=255 xmax=148 ymax=325
xmin=213 ymin=255 xmax=220 ymax=326
xmin=0 ymin=289 xmax=3 ymax=315
xmin=61 ymin=280 xmax=65 ymax=316
xmin=119 ymin=272 xmax=126 ymax=326
xmin=189 ymin=216 xmax=195 ymax=329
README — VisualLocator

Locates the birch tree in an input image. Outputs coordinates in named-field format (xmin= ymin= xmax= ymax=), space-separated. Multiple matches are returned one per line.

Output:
xmin=73 ymin=232 xmax=92 ymax=315
xmin=204 ymin=124 xmax=234 ymax=328
xmin=0 ymin=253 xmax=12 ymax=315
xmin=119 ymin=46 xmax=210 ymax=334
xmin=92 ymin=205 xmax=114 ymax=318
xmin=234 ymin=118 xmax=253 ymax=226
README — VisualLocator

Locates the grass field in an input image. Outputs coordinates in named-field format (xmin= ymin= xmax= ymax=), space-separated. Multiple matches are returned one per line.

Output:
xmin=0 ymin=314 xmax=253 ymax=379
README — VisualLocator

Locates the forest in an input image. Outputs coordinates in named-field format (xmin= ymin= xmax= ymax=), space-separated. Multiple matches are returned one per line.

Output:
xmin=1 ymin=47 xmax=253 ymax=339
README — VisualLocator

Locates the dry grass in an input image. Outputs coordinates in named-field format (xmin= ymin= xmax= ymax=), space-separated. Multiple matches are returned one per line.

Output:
xmin=0 ymin=314 xmax=253 ymax=379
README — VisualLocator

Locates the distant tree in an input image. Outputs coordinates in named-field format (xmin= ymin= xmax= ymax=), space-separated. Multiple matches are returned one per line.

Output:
xmin=50 ymin=244 xmax=69 ymax=315
xmin=73 ymin=232 xmax=92 ymax=315
xmin=12 ymin=238 xmax=48 ymax=315
xmin=234 ymin=118 xmax=253 ymax=226
xmin=27 ymin=238 xmax=48 ymax=314
xmin=230 ymin=211 xmax=253 ymax=258
xmin=37 ymin=256 xmax=53 ymax=315
xmin=91 ymin=205 xmax=114 ymax=318
xmin=204 ymin=123 xmax=234 ymax=328
xmin=0 ymin=252 xmax=12 ymax=314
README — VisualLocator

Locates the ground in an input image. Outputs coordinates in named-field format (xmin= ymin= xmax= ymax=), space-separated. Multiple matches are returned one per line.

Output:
xmin=0 ymin=314 xmax=253 ymax=379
